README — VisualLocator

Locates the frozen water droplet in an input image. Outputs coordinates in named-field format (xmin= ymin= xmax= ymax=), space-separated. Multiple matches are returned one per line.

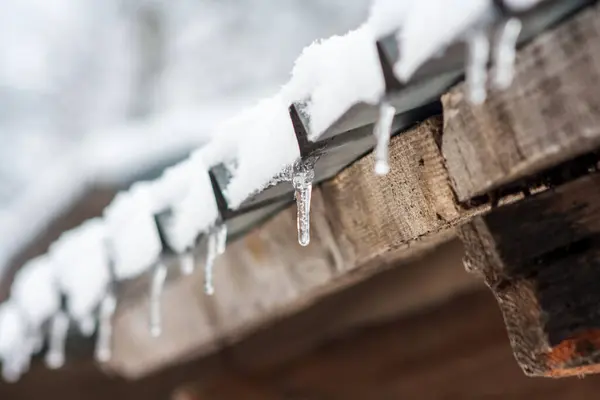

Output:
xmin=45 ymin=311 xmax=70 ymax=369
xmin=95 ymin=291 xmax=117 ymax=363
xmin=179 ymin=252 xmax=195 ymax=276
xmin=78 ymin=315 xmax=96 ymax=337
xmin=149 ymin=261 xmax=167 ymax=338
xmin=373 ymin=102 xmax=396 ymax=176
xmin=204 ymin=223 xmax=227 ymax=296
xmin=493 ymin=18 xmax=522 ymax=90
xmin=293 ymin=160 xmax=315 ymax=246
xmin=466 ymin=30 xmax=490 ymax=104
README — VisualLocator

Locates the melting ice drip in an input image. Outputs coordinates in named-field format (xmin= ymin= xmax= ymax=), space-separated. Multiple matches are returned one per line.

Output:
xmin=45 ymin=311 xmax=70 ymax=369
xmin=95 ymin=290 xmax=117 ymax=363
xmin=204 ymin=223 xmax=228 ymax=295
xmin=292 ymin=159 xmax=315 ymax=247
xmin=149 ymin=261 xmax=168 ymax=338
xmin=179 ymin=252 xmax=195 ymax=276
xmin=465 ymin=17 xmax=522 ymax=104
xmin=373 ymin=102 xmax=397 ymax=175
xmin=493 ymin=18 xmax=522 ymax=89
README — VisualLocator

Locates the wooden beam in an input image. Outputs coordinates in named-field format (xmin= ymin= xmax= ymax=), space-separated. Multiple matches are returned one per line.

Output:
xmin=184 ymin=290 xmax=600 ymax=399
xmin=461 ymin=171 xmax=600 ymax=377
xmin=108 ymin=116 xmax=474 ymax=378
xmin=442 ymin=3 xmax=600 ymax=203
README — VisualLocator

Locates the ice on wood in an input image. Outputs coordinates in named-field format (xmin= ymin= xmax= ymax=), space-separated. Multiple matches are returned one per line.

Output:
xmin=49 ymin=218 xmax=110 ymax=323
xmin=158 ymin=154 xmax=219 ymax=253
xmin=104 ymin=182 xmax=162 ymax=280
xmin=284 ymin=25 xmax=385 ymax=140
xmin=392 ymin=0 xmax=491 ymax=82
xmin=11 ymin=256 xmax=60 ymax=328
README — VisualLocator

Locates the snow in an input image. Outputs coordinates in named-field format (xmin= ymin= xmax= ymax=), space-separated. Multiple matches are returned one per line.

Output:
xmin=284 ymin=25 xmax=385 ymax=141
xmin=158 ymin=153 xmax=219 ymax=253
xmin=392 ymin=0 xmax=491 ymax=82
xmin=49 ymin=218 xmax=110 ymax=321
xmin=103 ymin=183 xmax=162 ymax=280
xmin=11 ymin=256 xmax=60 ymax=327
xmin=219 ymin=95 xmax=300 ymax=208
xmin=367 ymin=0 xmax=412 ymax=39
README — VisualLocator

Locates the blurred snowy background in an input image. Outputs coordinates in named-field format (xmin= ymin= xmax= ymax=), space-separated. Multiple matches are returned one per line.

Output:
xmin=0 ymin=0 xmax=370 ymax=275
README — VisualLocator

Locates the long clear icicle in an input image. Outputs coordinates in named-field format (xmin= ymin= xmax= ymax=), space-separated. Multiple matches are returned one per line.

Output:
xmin=373 ymin=102 xmax=396 ymax=175
xmin=204 ymin=223 xmax=227 ymax=295
xmin=45 ymin=311 xmax=70 ymax=369
xmin=293 ymin=161 xmax=315 ymax=247
xmin=466 ymin=29 xmax=490 ymax=104
xmin=95 ymin=290 xmax=117 ymax=363
xmin=493 ymin=18 xmax=522 ymax=89
xmin=179 ymin=252 xmax=195 ymax=276
xmin=149 ymin=261 xmax=168 ymax=338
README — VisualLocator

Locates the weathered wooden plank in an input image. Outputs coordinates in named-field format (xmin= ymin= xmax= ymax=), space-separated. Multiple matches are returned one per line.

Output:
xmin=108 ymin=116 xmax=470 ymax=378
xmin=442 ymin=3 xmax=600 ymax=202
xmin=461 ymin=172 xmax=600 ymax=377
xmin=184 ymin=290 xmax=600 ymax=400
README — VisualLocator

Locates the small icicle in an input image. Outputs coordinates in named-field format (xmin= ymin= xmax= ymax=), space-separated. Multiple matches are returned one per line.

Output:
xmin=149 ymin=261 xmax=167 ymax=338
xmin=373 ymin=102 xmax=396 ymax=175
xmin=204 ymin=223 xmax=227 ymax=296
xmin=45 ymin=311 xmax=70 ymax=369
xmin=95 ymin=291 xmax=117 ymax=363
xmin=178 ymin=252 xmax=195 ymax=276
xmin=216 ymin=223 xmax=228 ymax=255
xmin=466 ymin=29 xmax=490 ymax=104
xmin=78 ymin=314 xmax=96 ymax=337
xmin=493 ymin=17 xmax=522 ymax=89
xmin=292 ymin=160 xmax=315 ymax=247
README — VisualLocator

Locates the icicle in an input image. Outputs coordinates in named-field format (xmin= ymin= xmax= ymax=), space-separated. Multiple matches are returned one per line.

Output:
xmin=95 ymin=291 xmax=117 ymax=363
xmin=149 ymin=261 xmax=168 ymax=338
xmin=493 ymin=17 xmax=522 ymax=89
xmin=179 ymin=252 xmax=195 ymax=276
xmin=78 ymin=314 xmax=96 ymax=337
xmin=373 ymin=102 xmax=396 ymax=175
xmin=292 ymin=160 xmax=315 ymax=246
xmin=204 ymin=223 xmax=227 ymax=296
xmin=45 ymin=311 xmax=70 ymax=369
xmin=466 ymin=29 xmax=490 ymax=104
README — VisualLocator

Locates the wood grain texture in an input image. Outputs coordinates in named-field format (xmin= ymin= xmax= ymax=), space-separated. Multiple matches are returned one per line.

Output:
xmin=461 ymin=172 xmax=600 ymax=377
xmin=442 ymin=3 xmax=600 ymax=202
xmin=187 ymin=290 xmax=600 ymax=400
xmin=108 ymin=116 xmax=468 ymax=378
